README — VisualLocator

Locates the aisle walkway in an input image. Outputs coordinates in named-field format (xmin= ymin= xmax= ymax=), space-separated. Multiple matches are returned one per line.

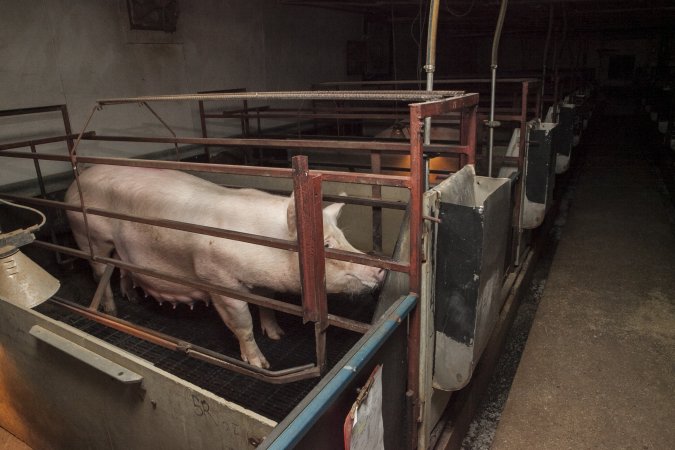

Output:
xmin=491 ymin=112 xmax=675 ymax=449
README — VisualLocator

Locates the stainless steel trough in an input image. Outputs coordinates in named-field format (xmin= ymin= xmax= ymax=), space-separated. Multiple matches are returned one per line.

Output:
xmin=430 ymin=165 xmax=511 ymax=391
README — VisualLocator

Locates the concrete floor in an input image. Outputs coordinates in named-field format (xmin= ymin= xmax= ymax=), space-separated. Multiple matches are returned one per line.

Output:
xmin=491 ymin=105 xmax=675 ymax=449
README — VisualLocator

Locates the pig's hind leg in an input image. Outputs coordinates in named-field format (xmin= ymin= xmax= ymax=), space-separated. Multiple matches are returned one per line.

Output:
xmin=74 ymin=234 xmax=118 ymax=315
xmin=119 ymin=267 xmax=143 ymax=303
xmin=212 ymin=294 xmax=270 ymax=369
xmin=90 ymin=259 xmax=118 ymax=315
xmin=68 ymin=215 xmax=118 ymax=314
xmin=252 ymin=289 xmax=285 ymax=340
xmin=259 ymin=307 xmax=285 ymax=340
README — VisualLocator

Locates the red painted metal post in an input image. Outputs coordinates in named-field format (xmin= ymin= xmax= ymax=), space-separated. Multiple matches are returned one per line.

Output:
xmin=292 ymin=155 xmax=329 ymax=373
xmin=461 ymin=104 xmax=478 ymax=166
xmin=407 ymin=105 xmax=424 ymax=448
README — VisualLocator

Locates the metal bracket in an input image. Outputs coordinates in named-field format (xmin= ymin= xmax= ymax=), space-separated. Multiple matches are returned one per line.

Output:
xmin=30 ymin=325 xmax=144 ymax=384
xmin=0 ymin=229 xmax=35 ymax=256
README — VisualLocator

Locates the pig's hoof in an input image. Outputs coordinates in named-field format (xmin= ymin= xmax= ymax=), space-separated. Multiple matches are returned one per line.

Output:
xmin=261 ymin=323 xmax=285 ymax=340
xmin=242 ymin=353 xmax=270 ymax=369
xmin=102 ymin=303 xmax=118 ymax=316
xmin=124 ymin=288 xmax=143 ymax=304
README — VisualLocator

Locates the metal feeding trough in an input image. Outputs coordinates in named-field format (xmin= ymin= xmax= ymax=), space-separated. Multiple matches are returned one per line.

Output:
xmin=497 ymin=119 xmax=557 ymax=230
xmin=547 ymin=103 xmax=575 ymax=174
xmin=430 ymin=165 xmax=511 ymax=390
xmin=522 ymin=120 xmax=558 ymax=229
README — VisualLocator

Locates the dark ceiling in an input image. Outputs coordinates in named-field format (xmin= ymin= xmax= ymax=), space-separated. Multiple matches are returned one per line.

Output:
xmin=281 ymin=1 xmax=675 ymax=36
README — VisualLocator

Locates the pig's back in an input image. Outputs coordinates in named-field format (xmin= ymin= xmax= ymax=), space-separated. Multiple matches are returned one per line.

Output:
xmin=66 ymin=165 xmax=289 ymax=239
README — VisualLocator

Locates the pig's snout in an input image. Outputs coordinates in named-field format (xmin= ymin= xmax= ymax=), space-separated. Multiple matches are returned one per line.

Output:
xmin=326 ymin=260 xmax=387 ymax=294
xmin=361 ymin=266 xmax=386 ymax=290
xmin=374 ymin=267 xmax=386 ymax=284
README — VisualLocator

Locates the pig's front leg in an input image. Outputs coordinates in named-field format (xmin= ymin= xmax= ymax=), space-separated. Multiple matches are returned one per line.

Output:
xmin=212 ymin=294 xmax=270 ymax=369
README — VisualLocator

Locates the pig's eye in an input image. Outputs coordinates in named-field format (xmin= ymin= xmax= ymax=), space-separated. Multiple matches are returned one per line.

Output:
xmin=324 ymin=242 xmax=331 ymax=248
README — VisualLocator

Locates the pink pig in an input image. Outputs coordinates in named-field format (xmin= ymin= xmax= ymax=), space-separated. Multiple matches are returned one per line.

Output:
xmin=65 ymin=165 xmax=384 ymax=368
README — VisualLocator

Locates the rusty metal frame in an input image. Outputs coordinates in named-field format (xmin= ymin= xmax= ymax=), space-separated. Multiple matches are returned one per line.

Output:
xmin=406 ymin=93 xmax=479 ymax=443
xmin=315 ymin=80 xmax=542 ymax=272
xmin=0 ymin=91 xmax=479 ymax=386
xmin=197 ymin=88 xmax=250 ymax=161
xmin=196 ymin=89 xmax=479 ymax=253
xmin=0 ymin=104 xmax=76 ymax=266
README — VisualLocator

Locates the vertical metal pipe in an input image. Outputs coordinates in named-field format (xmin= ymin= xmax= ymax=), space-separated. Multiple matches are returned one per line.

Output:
xmin=371 ymin=150 xmax=383 ymax=253
xmin=514 ymin=82 xmax=529 ymax=265
xmin=60 ymin=105 xmax=74 ymax=152
xmin=541 ymin=3 xmax=555 ymax=115
xmin=552 ymin=3 xmax=567 ymax=119
xmin=198 ymin=100 xmax=210 ymax=161
xmin=488 ymin=0 xmax=510 ymax=177
xmin=423 ymin=0 xmax=441 ymax=189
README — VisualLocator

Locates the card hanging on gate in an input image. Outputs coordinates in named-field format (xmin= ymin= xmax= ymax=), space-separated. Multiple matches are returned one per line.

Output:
xmin=343 ymin=364 xmax=384 ymax=450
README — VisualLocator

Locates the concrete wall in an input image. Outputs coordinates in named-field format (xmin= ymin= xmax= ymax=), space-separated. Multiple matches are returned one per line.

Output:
xmin=0 ymin=0 xmax=362 ymax=186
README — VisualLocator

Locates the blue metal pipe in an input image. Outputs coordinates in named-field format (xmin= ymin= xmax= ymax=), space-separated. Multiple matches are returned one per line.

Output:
xmin=265 ymin=294 xmax=418 ymax=450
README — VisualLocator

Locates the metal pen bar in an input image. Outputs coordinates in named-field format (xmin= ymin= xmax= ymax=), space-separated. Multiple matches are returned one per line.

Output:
xmin=0 ymin=150 xmax=410 ymax=188
xmin=49 ymin=296 xmax=321 ymax=384
xmin=82 ymin=134 xmax=440 ymax=154
xmin=0 ymin=194 xmax=409 ymax=273
xmin=81 ymin=133 xmax=474 ymax=158
xmin=0 ymin=104 xmax=69 ymax=117
xmin=217 ymin=111 xmax=419 ymax=121
xmin=315 ymin=78 xmax=540 ymax=88
xmin=97 ymin=90 xmax=467 ymax=105
xmin=32 ymin=240 xmax=371 ymax=335
xmin=0 ymin=132 xmax=95 ymax=152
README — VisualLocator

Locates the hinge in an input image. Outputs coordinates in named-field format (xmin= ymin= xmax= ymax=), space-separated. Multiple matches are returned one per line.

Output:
xmin=416 ymin=400 xmax=424 ymax=423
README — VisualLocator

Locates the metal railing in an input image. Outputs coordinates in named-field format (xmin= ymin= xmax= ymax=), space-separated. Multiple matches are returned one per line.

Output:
xmin=0 ymin=90 xmax=479 ymax=385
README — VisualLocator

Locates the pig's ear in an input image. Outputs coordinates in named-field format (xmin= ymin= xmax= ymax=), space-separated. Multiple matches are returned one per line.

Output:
xmin=323 ymin=202 xmax=345 ymax=225
xmin=287 ymin=193 xmax=297 ymax=239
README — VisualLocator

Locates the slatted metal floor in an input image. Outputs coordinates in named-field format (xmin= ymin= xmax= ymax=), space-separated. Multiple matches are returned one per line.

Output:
xmin=32 ymin=257 xmax=376 ymax=422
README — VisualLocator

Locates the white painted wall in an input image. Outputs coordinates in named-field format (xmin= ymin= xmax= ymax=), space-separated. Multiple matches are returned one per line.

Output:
xmin=0 ymin=0 xmax=362 ymax=187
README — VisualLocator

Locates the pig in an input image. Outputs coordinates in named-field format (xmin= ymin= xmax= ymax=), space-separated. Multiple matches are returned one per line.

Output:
xmin=65 ymin=165 xmax=385 ymax=368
